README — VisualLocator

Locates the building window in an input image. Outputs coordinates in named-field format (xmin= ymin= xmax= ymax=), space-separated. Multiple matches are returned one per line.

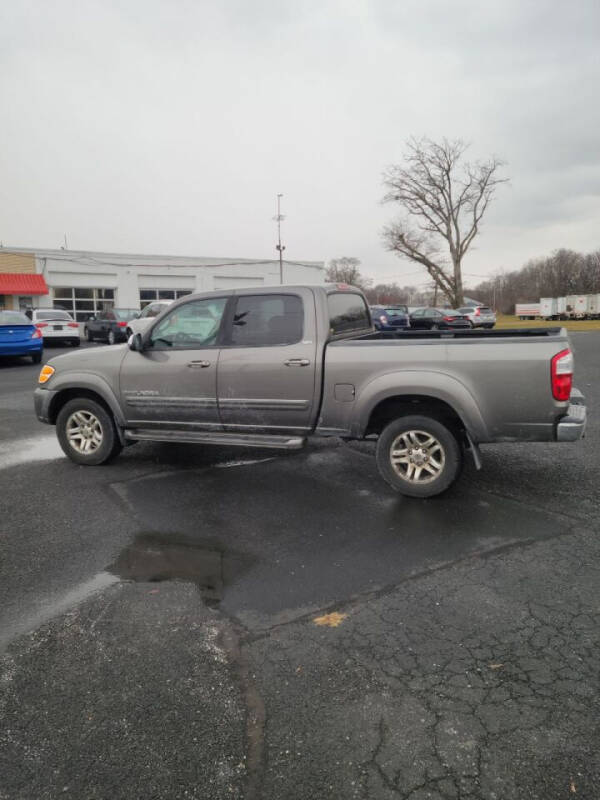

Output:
xmin=52 ymin=287 xmax=115 ymax=322
xmin=139 ymin=288 xmax=193 ymax=309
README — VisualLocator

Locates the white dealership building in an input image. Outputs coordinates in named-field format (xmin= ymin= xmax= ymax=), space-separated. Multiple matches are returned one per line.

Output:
xmin=0 ymin=246 xmax=326 ymax=322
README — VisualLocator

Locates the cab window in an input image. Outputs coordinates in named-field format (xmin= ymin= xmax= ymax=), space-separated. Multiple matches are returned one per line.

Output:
xmin=229 ymin=294 xmax=303 ymax=347
xmin=149 ymin=298 xmax=227 ymax=349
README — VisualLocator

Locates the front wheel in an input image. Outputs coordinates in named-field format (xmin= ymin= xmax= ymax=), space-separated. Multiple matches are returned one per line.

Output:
xmin=56 ymin=398 xmax=123 ymax=465
xmin=375 ymin=415 xmax=462 ymax=498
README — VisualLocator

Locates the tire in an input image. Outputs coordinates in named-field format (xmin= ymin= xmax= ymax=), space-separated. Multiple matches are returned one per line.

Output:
xmin=86 ymin=327 xmax=94 ymax=342
xmin=31 ymin=350 xmax=43 ymax=364
xmin=56 ymin=397 xmax=123 ymax=466
xmin=375 ymin=415 xmax=462 ymax=498
xmin=71 ymin=338 xmax=81 ymax=347
xmin=108 ymin=330 xmax=117 ymax=345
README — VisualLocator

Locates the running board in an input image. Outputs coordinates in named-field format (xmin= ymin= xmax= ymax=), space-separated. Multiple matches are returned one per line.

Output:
xmin=124 ymin=428 xmax=306 ymax=450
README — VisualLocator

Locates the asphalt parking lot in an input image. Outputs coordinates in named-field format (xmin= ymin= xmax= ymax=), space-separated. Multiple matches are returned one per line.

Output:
xmin=1 ymin=334 xmax=599 ymax=800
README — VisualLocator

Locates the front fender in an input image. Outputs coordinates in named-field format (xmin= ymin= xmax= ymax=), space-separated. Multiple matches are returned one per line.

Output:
xmin=44 ymin=372 xmax=127 ymax=427
xmin=352 ymin=370 xmax=489 ymax=440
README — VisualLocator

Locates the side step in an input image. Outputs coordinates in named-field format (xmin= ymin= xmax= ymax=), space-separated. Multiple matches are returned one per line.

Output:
xmin=124 ymin=428 xmax=306 ymax=450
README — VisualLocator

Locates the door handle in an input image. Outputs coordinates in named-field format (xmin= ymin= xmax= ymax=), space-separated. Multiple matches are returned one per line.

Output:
xmin=284 ymin=358 xmax=310 ymax=367
xmin=187 ymin=360 xmax=211 ymax=368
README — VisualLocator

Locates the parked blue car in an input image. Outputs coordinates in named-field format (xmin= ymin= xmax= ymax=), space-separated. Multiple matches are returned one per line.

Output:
xmin=369 ymin=304 xmax=411 ymax=331
xmin=0 ymin=310 xmax=44 ymax=364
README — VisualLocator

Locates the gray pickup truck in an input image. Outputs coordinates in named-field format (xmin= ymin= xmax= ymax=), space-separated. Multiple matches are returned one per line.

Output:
xmin=34 ymin=284 xmax=586 ymax=497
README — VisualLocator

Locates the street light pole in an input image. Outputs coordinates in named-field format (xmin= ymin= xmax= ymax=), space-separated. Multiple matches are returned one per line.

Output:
xmin=273 ymin=193 xmax=286 ymax=284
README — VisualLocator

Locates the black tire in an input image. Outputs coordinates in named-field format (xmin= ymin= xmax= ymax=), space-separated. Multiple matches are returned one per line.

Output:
xmin=126 ymin=328 xmax=133 ymax=338
xmin=56 ymin=397 xmax=123 ymax=466
xmin=375 ymin=415 xmax=462 ymax=498
xmin=71 ymin=338 xmax=81 ymax=347
xmin=86 ymin=327 xmax=94 ymax=342
xmin=108 ymin=329 xmax=117 ymax=345
xmin=31 ymin=350 xmax=43 ymax=364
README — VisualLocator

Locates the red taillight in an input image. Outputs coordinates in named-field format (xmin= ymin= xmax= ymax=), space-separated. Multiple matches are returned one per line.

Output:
xmin=474 ymin=307 xmax=481 ymax=316
xmin=379 ymin=315 xmax=388 ymax=324
xmin=443 ymin=316 xmax=455 ymax=322
xmin=67 ymin=322 xmax=79 ymax=328
xmin=35 ymin=322 xmax=48 ymax=328
xmin=117 ymin=321 xmax=127 ymax=327
xmin=31 ymin=328 xmax=42 ymax=340
xmin=551 ymin=348 xmax=573 ymax=401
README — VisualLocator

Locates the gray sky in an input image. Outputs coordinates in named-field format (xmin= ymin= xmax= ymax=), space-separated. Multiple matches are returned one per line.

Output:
xmin=1 ymin=0 xmax=598 ymax=289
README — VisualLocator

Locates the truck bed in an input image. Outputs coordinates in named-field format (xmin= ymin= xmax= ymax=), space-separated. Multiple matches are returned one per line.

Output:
xmin=356 ymin=327 xmax=565 ymax=341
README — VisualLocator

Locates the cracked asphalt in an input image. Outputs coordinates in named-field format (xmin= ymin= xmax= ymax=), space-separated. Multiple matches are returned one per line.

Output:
xmin=0 ymin=333 xmax=598 ymax=799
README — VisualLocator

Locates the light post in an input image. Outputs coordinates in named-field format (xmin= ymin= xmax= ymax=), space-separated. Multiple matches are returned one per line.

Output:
xmin=273 ymin=193 xmax=286 ymax=284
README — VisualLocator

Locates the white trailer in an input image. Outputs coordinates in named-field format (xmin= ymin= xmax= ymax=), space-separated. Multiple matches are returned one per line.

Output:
xmin=557 ymin=296 xmax=567 ymax=318
xmin=588 ymin=294 xmax=600 ymax=318
xmin=540 ymin=297 xmax=558 ymax=319
xmin=515 ymin=302 xmax=540 ymax=319
xmin=565 ymin=295 xmax=589 ymax=319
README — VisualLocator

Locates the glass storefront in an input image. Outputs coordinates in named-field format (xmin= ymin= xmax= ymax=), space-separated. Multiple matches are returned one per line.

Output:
xmin=139 ymin=288 xmax=193 ymax=309
xmin=52 ymin=287 xmax=115 ymax=322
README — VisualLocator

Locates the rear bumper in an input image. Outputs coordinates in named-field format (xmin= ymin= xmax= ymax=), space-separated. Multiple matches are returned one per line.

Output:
xmin=556 ymin=389 xmax=587 ymax=442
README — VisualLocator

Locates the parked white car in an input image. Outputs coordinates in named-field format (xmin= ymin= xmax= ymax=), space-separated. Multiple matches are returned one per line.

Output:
xmin=30 ymin=308 xmax=81 ymax=346
xmin=455 ymin=304 xmax=496 ymax=329
xmin=125 ymin=300 xmax=173 ymax=337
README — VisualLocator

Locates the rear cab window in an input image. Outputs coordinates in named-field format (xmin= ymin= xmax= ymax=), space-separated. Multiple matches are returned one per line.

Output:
xmin=327 ymin=292 xmax=370 ymax=336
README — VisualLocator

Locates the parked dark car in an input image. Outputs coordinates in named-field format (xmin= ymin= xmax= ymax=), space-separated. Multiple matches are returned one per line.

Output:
xmin=370 ymin=304 xmax=410 ymax=330
xmin=0 ymin=310 xmax=43 ymax=363
xmin=84 ymin=308 xmax=139 ymax=345
xmin=409 ymin=308 xmax=472 ymax=330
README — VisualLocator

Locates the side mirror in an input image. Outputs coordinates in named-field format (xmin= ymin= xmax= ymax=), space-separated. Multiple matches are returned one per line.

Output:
xmin=128 ymin=332 xmax=144 ymax=352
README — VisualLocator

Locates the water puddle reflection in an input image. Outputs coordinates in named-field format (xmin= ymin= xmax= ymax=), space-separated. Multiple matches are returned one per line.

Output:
xmin=107 ymin=533 xmax=253 ymax=604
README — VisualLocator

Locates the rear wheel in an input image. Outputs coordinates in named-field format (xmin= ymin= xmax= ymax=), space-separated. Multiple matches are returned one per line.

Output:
xmin=56 ymin=398 xmax=123 ymax=465
xmin=375 ymin=415 xmax=462 ymax=498
xmin=31 ymin=351 xmax=42 ymax=364
xmin=108 ymin=329 xmax=117 ymax=345
xmin=86 ymin=327 xmax=94 ymax=342
xmin=71 ymin=338 xmax=81 ymax=347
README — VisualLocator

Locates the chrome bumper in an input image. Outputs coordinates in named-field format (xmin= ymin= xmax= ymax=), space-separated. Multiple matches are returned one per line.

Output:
xmin=556 ymin=389 xmax=587 ymax=442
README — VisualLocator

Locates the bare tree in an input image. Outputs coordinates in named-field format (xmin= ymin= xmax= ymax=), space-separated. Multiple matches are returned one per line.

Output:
xmin=326 ymin=257 xmax=371 ymax=290
xmin=382 ymin=137 xmax=507 ymax=307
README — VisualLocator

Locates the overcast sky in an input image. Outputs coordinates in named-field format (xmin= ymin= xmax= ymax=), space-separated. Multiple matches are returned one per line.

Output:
xmin=1 ymin=0 xmax=598 ymax=288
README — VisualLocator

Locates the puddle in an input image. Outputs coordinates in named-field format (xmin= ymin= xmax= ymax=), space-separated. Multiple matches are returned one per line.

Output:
xmin=107 ymin=533 xmax=253 ymax=604
xmin=0 ymin=434 xmax=63 ymax=469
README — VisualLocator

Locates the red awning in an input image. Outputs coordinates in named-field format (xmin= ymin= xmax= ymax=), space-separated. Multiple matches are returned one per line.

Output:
xmin=0 ymin=273 xmax=49 ymax=295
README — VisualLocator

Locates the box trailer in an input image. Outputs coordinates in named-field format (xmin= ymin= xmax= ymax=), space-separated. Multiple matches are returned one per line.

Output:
xmin=565 ymin=295 xmax=589 ymax=319
xmin=557 ymin=296 xmax=567 ymax=318
xmin=540 ymin=297 xmax=558 ymax=319
xmin=515 ymin=302 xmax=540 ymax=319
xmin=587 ymin=294 xmax=600 ymax=318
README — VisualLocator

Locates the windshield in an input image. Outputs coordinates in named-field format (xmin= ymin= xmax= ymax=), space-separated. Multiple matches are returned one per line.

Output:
xmin=113 ymin=309 xmax=140 ymax=321
xmin=384 ymin=306 xmax=408 ymax=315
xmin=0 ymin=311 xmax=31 ymax=325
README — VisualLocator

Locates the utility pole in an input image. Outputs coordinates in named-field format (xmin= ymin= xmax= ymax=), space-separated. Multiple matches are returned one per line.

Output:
xmin=273 ymin=193 xmax=286 ymax=284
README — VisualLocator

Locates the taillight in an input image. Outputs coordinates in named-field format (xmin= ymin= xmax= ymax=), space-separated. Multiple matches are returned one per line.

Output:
xmin=551 ymin=349 xmax=573 ymax=401
xmin=379 ymin=315 xmax=388 ymax=324
xmin=31 ymin=328 xmax=42 ymax=340
xmin=117 ymin=321 xmax=127 ymax=327
xmin=35 ymin=322 xmax=48 ymax=328
xmin=67 ymin=322 xmax=79 ymax=328
xmin=443 ymin=316 xmax=455 ymax=322
xmin=474 ymin=308 xmax=481 ymax=316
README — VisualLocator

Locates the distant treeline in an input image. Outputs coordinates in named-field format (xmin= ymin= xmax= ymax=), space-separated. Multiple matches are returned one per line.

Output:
xmin=469 ymin=248 xmax=600 ymax=314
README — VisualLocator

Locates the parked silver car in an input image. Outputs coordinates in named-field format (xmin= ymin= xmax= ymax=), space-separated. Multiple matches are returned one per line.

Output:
xmin=456 ymin=305 xmax=496 ymax=329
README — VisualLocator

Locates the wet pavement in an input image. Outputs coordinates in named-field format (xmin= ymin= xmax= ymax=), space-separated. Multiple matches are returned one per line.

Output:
xmin=0 ymin=335 xmax=599 ymax=799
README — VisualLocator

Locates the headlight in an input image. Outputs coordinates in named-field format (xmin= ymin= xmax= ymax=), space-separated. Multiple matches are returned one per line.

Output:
xmin=38 ymin=365 xmax=55 ymax=384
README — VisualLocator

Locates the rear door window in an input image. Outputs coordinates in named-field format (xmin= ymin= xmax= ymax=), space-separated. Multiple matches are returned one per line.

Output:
xmin=328 ymin=293 xmax=370 ymax=335
xmin=229 ymin=294 xmax=304 ymax=346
